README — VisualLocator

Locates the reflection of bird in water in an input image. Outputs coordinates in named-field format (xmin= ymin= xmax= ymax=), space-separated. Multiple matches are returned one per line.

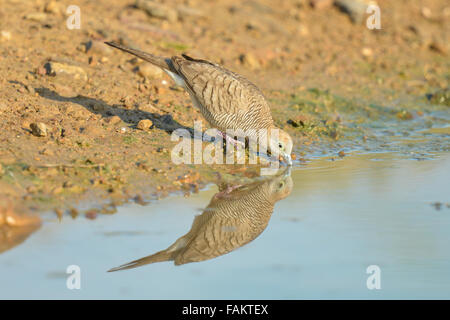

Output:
xmin=109 ymin=170 xmax=293 ymax=271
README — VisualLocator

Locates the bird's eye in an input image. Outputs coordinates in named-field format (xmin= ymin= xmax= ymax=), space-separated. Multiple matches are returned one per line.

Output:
xmin=278 ymin=182 xmax=284 ymax=188
xmin=278 ymin=143 xmax=283 ymax=149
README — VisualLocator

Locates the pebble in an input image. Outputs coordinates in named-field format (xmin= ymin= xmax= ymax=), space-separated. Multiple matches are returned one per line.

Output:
xmin=135 ymin=0 xmax=178 ymax=22
xmin=24 ymin=12 xmax=48 ymax=22
xmin=44 ymin=61 xmax=88 ymax=81
xmin=421 ymin=7 xmax=432 ymax=19
xmin=30 ymin=122 xmax=49 ymax=137
xmin=137 ymin=63 xmax=163 ymax=79
xmin=297 ymin=24 xmax=309 ymax=36
xmin=0 ymin=30 xmax=11 ymax=42
xmin=361 ymin=47 xmax=373 ymax=57
xmin=428 ymin=41 xmax=447 ymax=56
xmin=287 ymin=119 xmax=301 ymax=128
xmin=137 ymin=119 xmax=153 ymax=130
xmin=335 ymin=0 xmax=371 ymax=24
xmin=85 ymin=209 xmax=98 ymax=220
xmin=44 ymin=1 xmax=62 ymax=15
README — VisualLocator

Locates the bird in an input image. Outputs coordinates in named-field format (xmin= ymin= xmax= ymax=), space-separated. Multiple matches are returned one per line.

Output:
xmin=104 ymin=41 xmax=293 ymax=165
xmin=108 ymin=169 xmax=293 ymax=271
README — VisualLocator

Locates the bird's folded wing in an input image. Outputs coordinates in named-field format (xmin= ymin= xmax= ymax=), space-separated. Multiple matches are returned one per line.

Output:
xmin=170 ymin=56 xmax=274 ymax=130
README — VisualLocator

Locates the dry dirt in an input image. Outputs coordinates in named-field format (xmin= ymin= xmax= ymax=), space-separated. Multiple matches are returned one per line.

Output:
xmin=0 ymin=0 xmax=449 ymax=221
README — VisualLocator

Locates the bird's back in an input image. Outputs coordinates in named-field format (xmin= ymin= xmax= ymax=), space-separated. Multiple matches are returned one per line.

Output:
xmin=170 ymin=55 xmax=274 ymax=132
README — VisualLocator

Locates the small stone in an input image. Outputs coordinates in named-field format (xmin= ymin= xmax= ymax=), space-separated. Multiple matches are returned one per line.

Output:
xmin=428 ymin=41 xmax=447 ymax=56
xmin=137 ymin=119 xmax=153 ymax=131
xmin=85 ymin=209 xmax=98 ymax=220
xmin=361 ymin=47 xmax=373 ymax=57
xmin=421 ymin=7 xmax=432 ymax=19
xmin=135 ymin=0 xmax=178 ymax=22
xmin=137 ymin=63 xmax=163 ymax=79
xmin=287 ymin=119 xmax=300 ymax=128
xmin=338 ymin=150 xmax=346 ymax=157
xmin=44 ymin=1 xmax=62 ymax=15
xmin=30 ymin=122 xmax=48 ymax=137
xmin=24 ymin=12 xmax=48 ymax=22
xmin=239 ymin=53 xmax=260 ymax=70
xmin=335 ymin=0 xmax=371 ymax=24
xmin=0 ymin=30 xmax=11 ymax=42
xmin=44 ymin=61 xmax=87 ymax=81
xmin=88 ymin=56 xmax=97 ymax=66
xmin=297 ymin=24 xmax=309 ymax=36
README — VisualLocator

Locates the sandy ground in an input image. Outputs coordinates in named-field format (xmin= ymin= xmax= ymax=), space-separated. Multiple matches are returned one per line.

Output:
xmin=0 ymin=0 xmax=448 ymax=225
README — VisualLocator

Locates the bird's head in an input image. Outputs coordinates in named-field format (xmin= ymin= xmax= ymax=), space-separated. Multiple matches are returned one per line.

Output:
xmin=267 ymin=128 xmax=293 ymax=166
xmin=268 ymin=168 xmax=293 ymax=201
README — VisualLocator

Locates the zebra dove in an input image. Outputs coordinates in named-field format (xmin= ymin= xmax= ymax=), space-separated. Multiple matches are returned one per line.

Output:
xmin=108 ymin=169 xmax=293 ymax=270
xmin=105 ymin=42 xmax=293 ymax=165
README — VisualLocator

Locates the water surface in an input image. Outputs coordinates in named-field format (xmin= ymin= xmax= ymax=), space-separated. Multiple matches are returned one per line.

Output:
xmin=0 ymin=152 xmax=449 ymax=299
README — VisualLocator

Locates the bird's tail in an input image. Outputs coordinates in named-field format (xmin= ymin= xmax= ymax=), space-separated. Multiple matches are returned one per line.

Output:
xmin=108 ymin=249 xmax=175 ymax=272
xmin=104 ymin=41 xmax=172 ymax=71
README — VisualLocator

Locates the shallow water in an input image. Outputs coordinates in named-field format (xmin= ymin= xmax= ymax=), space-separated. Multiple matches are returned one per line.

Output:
xmin=0 ymin=152 xmax=449 ymax=299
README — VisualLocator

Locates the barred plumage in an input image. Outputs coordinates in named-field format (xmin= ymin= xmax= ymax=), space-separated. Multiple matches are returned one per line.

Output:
xmin=105 ymin=41 xmax=293 ymax=164
xmin=108 ymin=171 xmax=293 ymax=270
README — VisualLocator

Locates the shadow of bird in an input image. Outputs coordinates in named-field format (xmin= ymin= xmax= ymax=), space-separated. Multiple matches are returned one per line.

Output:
xmin=35 ymin=87 xmax=191 ymax=134
xmin=108 ymin=169 xmax=293 ymax=271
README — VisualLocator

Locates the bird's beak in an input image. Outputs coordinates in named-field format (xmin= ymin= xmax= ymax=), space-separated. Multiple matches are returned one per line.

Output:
xmin=282 ymin=166 xmax=292 ymax=177
xmin=280 ymin=152 xmax=293 ymax=166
